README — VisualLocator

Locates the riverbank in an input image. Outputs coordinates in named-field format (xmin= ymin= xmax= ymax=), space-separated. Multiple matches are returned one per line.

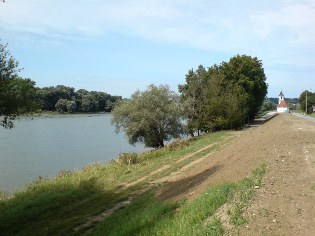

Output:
xmin=1 ymin=114 xmax=314 ymax=235
xmin=0 ymin=130 xmax=260 ymax=235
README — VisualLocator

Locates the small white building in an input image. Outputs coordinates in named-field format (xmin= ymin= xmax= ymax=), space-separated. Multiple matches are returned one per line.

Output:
xmin=277 ymin=91 xmax=289 ymax=113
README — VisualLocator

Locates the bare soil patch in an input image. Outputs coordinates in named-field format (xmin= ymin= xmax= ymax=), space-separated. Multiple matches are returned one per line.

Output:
xmin=156 ymin=114 xmax=315 ymax=235
xmin=238 ymin=114 xmax=315 ymax=236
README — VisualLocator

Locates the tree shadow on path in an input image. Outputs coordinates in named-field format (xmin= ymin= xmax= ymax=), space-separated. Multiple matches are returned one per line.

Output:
xmin=157 ymin=165 xmax=222 ymax=201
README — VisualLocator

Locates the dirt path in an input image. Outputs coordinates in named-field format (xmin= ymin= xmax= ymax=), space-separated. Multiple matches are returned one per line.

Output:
xmin=156 ymin=114 xmax=315 ymax=235
xmin=238 ymin=114 xmax=315 ymax=236
xmin=78 ymin=114 xmax=315 ymax=234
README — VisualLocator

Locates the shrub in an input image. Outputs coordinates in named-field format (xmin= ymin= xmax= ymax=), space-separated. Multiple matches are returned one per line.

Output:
xmin=167 ymin=139 xmax=189 ymax=151
xmin=118 ymin=153 xmax=139 ymax=165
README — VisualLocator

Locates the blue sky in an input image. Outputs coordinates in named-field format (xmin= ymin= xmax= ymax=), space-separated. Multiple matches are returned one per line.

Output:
xmin=0 ymin=0 xmax=314 ymax=98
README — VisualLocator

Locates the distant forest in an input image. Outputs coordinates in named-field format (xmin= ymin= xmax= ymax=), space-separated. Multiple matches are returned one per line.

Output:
xmin=267 ymin=97 xmax=299 ymax=105
xmin=36 ymin=85 xmax=122 ymax=113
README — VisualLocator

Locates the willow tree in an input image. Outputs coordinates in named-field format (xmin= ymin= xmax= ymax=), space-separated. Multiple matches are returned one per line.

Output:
xmin=111 ymin=84 xmax=184 ymax=148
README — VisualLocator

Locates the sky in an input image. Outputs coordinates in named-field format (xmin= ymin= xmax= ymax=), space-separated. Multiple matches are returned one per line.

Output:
xmin=0 ymin=0 xmax=314 ymax=98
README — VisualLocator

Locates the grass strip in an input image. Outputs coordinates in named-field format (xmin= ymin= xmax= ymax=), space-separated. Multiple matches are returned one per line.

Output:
xmin=228 ymin=164 xmax=267 ymax=226
xmin=85 ymin=184 xmax=235 ymax=236
xmin=86 ymin=164 xmax=267 ymax=235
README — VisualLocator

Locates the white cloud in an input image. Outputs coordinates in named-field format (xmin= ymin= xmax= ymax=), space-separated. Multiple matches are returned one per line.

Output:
xmin=1 ymin=0 xmax=315 ymax=97
xmin=251 ymin=0 xmax=315 ymax=47
xmin=1 ymin=0 xmax=314 ymax=53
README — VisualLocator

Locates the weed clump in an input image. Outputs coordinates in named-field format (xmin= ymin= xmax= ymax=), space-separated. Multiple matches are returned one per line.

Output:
xmin=117 ymin=153 xmax=139 ymax=165
xmin=167 ymin=139 xmax=189 ymax=151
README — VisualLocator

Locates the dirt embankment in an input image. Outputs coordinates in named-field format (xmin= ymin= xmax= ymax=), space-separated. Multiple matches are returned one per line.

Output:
xmin=76 ymin=114 xmax=315 ymax=235
xmin=155 ymin=114 xmax=315 ymax=235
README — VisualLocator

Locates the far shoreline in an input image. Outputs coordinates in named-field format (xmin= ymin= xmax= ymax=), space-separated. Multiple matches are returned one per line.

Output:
xmin=21 ymin=111 xmax=112 ymax=117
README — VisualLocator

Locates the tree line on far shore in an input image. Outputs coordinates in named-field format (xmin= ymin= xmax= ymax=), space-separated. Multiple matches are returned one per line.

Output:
xmin=0 ymin=42 xmax=121 ymax=128
xmin=37 ymin=85 xmax=121 ymax=113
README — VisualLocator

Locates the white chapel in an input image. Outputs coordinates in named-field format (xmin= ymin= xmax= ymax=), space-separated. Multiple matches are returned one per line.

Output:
xmin=277 ymin=91 xmax=289 ymax=113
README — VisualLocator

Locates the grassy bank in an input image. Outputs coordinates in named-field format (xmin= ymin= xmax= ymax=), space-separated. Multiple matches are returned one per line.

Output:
xmin=88 ymin=164 xmax=266 ymax=236
xmin=0 ymin=131 xmax=266 ymax=235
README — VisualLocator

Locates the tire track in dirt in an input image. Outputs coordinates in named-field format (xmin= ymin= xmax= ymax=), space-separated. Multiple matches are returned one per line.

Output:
xmin=123 ymin=137 xmax=232 ymax=189
xmin=74 ymin=135 xmax=233 ymax=232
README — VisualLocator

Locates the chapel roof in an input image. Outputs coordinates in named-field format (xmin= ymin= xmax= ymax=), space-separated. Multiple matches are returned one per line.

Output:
xmin=278 ymin=99 xmax=288 ymax=108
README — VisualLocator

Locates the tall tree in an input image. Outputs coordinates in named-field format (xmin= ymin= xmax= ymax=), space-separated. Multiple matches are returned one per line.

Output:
xmin=299 ymin=90 xmax=315 ymax=114
xmin=179 ymin=55 xmax=267 ymax=134
xmin=0 ymin=42 xmax=37 ymax=128
xmin=178 ymin=65 xmax=209 ymax=135
xmin=219 ymin=55 xmax=268 ymax=120
xmin=205 ymin=73 xmax=247 ymax=130
xmin=112 ymin=84 xmax=184 ymax=148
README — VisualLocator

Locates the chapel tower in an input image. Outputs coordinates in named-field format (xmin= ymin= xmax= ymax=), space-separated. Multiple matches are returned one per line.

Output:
xmin=277 ymin=91 xmax=289 ymax=113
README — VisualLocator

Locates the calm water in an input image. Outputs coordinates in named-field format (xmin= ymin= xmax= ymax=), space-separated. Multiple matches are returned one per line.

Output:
xmin=0 ymin=114 xmax=144 ymax=193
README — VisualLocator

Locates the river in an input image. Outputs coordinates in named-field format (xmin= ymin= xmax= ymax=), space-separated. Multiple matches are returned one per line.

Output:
xmin=0 ymin=114 xmax=145 ymax=193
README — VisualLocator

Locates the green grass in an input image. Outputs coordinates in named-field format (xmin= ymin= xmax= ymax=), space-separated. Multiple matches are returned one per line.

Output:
xmin=0 ymin=131 xmax=264 ymax=235
xmin=86 ymin=184 xmax=235 ymax=236
xmin=311 ymin=184 xmax=315 ymax=191
xmin=86 ymin=164 xmax=266 ymax=235
xmin=0 ymin=173 xmax=125 ymax=235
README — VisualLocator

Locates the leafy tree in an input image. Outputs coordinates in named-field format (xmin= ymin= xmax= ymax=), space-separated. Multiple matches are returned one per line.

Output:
xmin=260 ymin=99 xmax=277 ymax=112
xmin=299 ymin=90 xmax=315 ymax=114
xmin=55 ymin=99 xmax=67 ymax=113
xmin=66 ymin=100 xmax=77 ymax=113
xmin=74 ymin=89 xmax=89 ymax=111
xmin=36 ymin=85 xmax=75 ymax=111
xmin=93 ymin=91 xmax=110 ymax=111
xmin=106 ymin=95 xmax=122 ymax=111
xmin=112 ymin=84 xmax=184 ymax=148
xmin=81 ymin=93 xmax=98 ymax=112
xmin=179 ymin=55 xmax=267 ymax=133
xmin=0 ymin=42 xmax=37 ymax=128
xmin=55 ymin=99 xmax=77 ymax=113
xmin=205 ymin=73 xmax=247 ymax=130
xmin=36 ymin=86 xmax=55 ymax=111
xmin=104 ymin=100 xmax=114 ymax=112
xmin=179 ymin=65 xmax=209 ymax=135
xmin=219 ymin=55 xmax=268 ymax=120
